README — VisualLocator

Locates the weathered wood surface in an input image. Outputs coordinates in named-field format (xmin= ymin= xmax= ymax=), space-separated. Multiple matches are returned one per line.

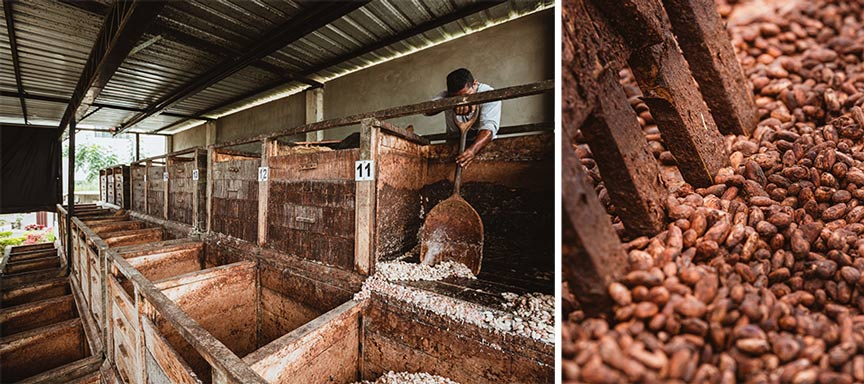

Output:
xmin=147 ymin=164 xmax=166 ymax=219
xmin=589 ymin=0 xmax=729 ymax=187
xmin=257 ymin=252 xmax=362 ymax=313
xmin=210 ymin=157 xmax=259 ymax=243
xmin=0 ymin=294 xmax=76 ymax=335
xmin=90 ymin=220 xmax=145 ymax=235
xmin=267 ymin=147 xmax=357 ymax=271
xmin=258 ymin=140 xmax=274 ymax=248
xmin=3 ymin=255 xmax=60 ymax=274
xmin=100 ymin=170 xmax=108 ymax=202
xmin=563 ymin=142 xmax=628 ymax=312
xmin=157 ymin=262 xmax=258 ymax=358
xmin=107 ymin=170 xmax=116 ymax=206
xmin=1 ymin=277 xmax=70 ymax=308
xmin=132 ymin=164 xmax=146 ymax=212
xmin=16 ymin=355 xmax=103 ymax=384
xmin=664 ymin=0 xmax=757 ymax=135
xmin=628 ymin=31 xmax=730 ymax=187
xmin=193 ymin=149 xmax=207 ymax=231
xmin=168 ymin=160 xmax=196 ymax=225
xmin=374 ymin=129 xmax=425 ymax=261
xmin=114 ymin=165 xmax=131 ymax=210
xmin=125 ymin=245 xmax=203 ymax=285
xmin=141 ymin=315 xmax=202 ymax=384
xmin=590 ymin=0 xmax=665 ymax=51
xmin=102 ymin=228 xmax=164 ymax=248
xmin=244 ymin=300 xmax=363 ymax=384
xmin=355 ymin=119 xmax=378 ymax=274
xmin=213 ymin=80 xmax=554 ymax=148
xmin=0 ymin=318 xmax=88 ymax=382
xmin=564 ymin=0 xmax=666 ymax=236
xmin=362 ymin=295 xmax=553 ymax=383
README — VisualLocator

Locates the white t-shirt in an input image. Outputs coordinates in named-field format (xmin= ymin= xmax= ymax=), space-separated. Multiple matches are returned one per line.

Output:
xmin=433 ymin=82 xmax=501 ymax=138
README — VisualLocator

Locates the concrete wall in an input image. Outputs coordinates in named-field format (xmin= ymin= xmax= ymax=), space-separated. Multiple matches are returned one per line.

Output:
xmin=322 ymin=10 xmax=553 ymax=140
xmin=172 ymin=93 xmax=306 ymax=152
xmin=172 ymin=9 xmax=553 ymax=149
xmin=173 ymin=125 xmax=206 ymax=151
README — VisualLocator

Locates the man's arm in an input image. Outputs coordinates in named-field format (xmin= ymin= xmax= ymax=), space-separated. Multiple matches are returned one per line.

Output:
xmin=456 ymin=99 xmax=501 ymax=168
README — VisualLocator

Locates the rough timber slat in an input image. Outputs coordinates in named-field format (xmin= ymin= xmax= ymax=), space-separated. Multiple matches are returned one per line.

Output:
xmin=565 ymin=0 xmax=667 ymax=236
xmin=585 ymin=0 xmax=730 ymax=187
xmin=627 ymin=30 xmax=730 ymax=187
xmin=563 ymin=142 xmax=628 ymax=312
xmin=663 ymin=0 xmax=757 ymax=135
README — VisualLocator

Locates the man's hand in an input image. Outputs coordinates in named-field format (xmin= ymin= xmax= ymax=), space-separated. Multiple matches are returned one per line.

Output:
xmin=457 ymin=148 xmax=476 ymax=168
xmin=454 ymin=104 xmax=476 ymax=116
xmin=453 ymin=107 xmax=479 ymax=132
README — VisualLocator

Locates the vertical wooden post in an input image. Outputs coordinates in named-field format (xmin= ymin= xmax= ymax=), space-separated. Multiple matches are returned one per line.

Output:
xmin=192 ymin=148 xmax=207 ymax=232
xmin=355 ymin=118 xmax=379 ymax=275
xmin=257 ymin=139 xmax=274 ymax=248
xmin=563 ymin=141 xmax=628 ymax=312
xmin=66 ymin=118 xmax=75 ymax=276
xmin=164 ymin=157 xmax=171 ymax=220
xmin=564 ymin=0 xmax=667 ymax=236
xmin=206 ymin=147 xmax=215 ymax=234
xmin=591 ymin=0 xmax=729 ymax=187
xmin=144 ymin=160 xmax=151 ymax=216
xmin=664 ymin=0 xmax=757 ymax=135
xmin=134 ymin=287 xmax=147 ymax=384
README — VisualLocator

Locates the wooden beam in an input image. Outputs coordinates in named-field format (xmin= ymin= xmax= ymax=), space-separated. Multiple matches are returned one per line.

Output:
xmin=562 ymin=139 xmax=628 ymax=313
xmin=663 ymin=0 xmax=757 ymax=135
xmin=354 ymin=119 xmax=379 ymax=275
xmin=117 ymin=2 xmax=368 ymax=133
xmin=212 ymin=80 xmax=554 ymax=149
xmin=564 ymin=0 xmax=667 ymax=236
xmin=58 ymin=1 xmax=166 ymax=136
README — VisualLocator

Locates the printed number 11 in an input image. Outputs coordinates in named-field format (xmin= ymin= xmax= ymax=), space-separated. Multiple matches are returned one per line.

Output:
xmin=355 ymin=160 xmax=373 ymax=181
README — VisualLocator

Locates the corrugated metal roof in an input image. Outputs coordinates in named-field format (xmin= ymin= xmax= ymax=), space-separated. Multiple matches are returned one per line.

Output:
xmin=0 ymin=0 xmax=552 ymax=135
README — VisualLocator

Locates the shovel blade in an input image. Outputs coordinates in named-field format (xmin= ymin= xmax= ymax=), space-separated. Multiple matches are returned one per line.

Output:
xmin=419 ymin=195 xmax=484 ymax=275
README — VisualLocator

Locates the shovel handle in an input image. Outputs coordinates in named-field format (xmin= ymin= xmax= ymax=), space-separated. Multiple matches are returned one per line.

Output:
xmin=454 ymin=122 xmax=469 ymax=196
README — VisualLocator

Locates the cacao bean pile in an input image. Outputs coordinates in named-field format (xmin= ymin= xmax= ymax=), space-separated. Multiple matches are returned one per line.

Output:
xmin=564 ymin=0 xmax=864 ymax=382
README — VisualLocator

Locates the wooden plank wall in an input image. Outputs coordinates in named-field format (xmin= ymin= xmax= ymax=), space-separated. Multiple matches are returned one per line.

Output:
xmin=147 ymin=164 xmax=166 ymax=219
xmin=374 ymin=132 xmax=426 ymax=261
xmin=100 ymin=170 xmax=107 ymax=202
xmin=168 ymin=159 xmax=196 ymax=226
xmin=210 ymin=156 xmax=259 ymax=243
xmin=114 ymin=166 xmax=131 ymax=210
xmin=106 ymin=169 xmax=115 ymax=205
xmin=131 ymin=165 xmax=146 ymax=212
xmin=361 ymin=294 xmax=553 ymax=383
xmin=266 ymin=149 xmax=358 ymax=271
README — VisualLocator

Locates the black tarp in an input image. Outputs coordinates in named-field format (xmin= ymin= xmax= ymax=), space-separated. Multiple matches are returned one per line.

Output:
xmin=1 ymin=126 xmax=61 ymax=213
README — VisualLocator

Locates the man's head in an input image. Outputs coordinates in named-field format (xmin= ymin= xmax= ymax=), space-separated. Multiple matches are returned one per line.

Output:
xmin=447 ymin=68 xmax=477 ymax=96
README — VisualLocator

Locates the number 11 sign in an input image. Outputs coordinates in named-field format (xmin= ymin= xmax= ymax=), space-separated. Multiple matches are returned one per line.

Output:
xmin=355 ymin=160 xmax=374 ymax=181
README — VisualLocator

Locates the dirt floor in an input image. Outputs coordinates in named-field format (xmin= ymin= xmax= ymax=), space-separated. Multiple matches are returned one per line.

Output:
xmin=563 ymin=0 xmax=864 ymax=382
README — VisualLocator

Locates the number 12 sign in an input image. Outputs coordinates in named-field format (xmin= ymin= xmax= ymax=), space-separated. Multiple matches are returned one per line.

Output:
xmin=355 ymin=160 xmax=374 ymax=181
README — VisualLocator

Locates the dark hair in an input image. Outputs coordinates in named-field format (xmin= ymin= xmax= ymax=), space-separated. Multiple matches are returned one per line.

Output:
xmin=446 ymin=68 xmax=474 ymax=95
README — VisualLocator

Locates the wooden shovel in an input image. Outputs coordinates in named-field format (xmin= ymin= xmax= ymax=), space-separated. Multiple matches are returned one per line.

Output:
xmin=419 ymin=109 xmax=484 ymax=274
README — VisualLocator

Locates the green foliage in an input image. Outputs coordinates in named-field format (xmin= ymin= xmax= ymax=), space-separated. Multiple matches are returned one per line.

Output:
xmin=45 ymin=232 xmax=56 ymax=242
xmin=0 ymin=236 xmax=25 ymax=247
xmin=64 ymin=144 xmax=119 ymax=182
xmin=0 ymin=231 xmax=12 ymax=238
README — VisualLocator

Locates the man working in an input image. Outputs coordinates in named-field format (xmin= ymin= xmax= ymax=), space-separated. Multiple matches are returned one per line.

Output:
xmin=427 ymin=68 xmax=501 ymax=168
